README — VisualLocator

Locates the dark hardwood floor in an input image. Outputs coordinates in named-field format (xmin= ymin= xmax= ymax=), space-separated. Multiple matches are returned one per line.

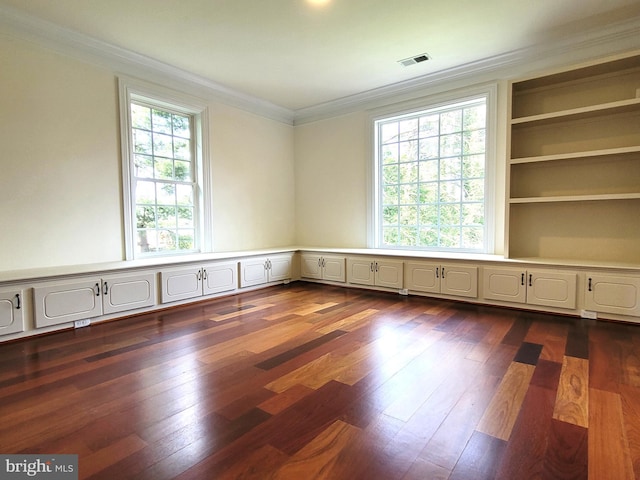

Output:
xmin=1 ymin=282 xmax=639 ymax=479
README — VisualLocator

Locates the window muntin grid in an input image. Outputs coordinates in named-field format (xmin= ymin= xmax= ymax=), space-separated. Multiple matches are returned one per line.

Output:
xmin=376 ymin=97 xmax=487 ymax=251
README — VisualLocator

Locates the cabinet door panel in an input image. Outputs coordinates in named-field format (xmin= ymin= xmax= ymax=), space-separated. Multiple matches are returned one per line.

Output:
xmin=376 ymin=260 xmax=403 ymax=289
xmin=34 ymin=280 xmax=102 ymax=327
xmin=240 ymin=258 xmax=269 ymax=287
xmin=301 ymin=254 xmax=322 ymax=279
xmin=0 ymin=291 xmax=24 ymax=335
xmin=203 ymin=262 xmax=237 ymax=295
xmin=483 ymin=267 xmax=526 ymax=303
xmin=103 ymin=272 xmax=156 ymax=314
xmin=322 ymin=256 xmax=346 ymax=283
xmin=160 ymin=267 xmax=202 ymax=303
xmin=347 ymin=258 xmax=375 ymax=286
xmin=441 ymin=265 xmax=478 ymax=298
xmin=527 ymin=271 xmax=576 ymax=309
xmin=585 ymin=274 xmax=640 ymax=316
xmin=405 ymin=262 xmax=439 ymax=293
xmin=269 ymin=255 xmax=292 ymax=282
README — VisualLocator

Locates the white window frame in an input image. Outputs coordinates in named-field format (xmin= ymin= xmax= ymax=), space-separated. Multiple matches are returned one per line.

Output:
xmin=368 ymin=84 xmax=497 ymax=254
xmin=118 ymin=76 xmax=212 ymax=260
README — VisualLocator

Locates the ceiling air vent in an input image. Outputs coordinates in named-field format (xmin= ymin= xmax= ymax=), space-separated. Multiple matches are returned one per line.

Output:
xmin=398 ymin=53 xmax=431 ymax=67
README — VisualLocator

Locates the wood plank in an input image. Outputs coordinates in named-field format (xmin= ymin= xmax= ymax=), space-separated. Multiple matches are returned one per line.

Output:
xmin=476 ymin=361 xmax=536 ymax=441
xmin=543 ymin=419 xmax=588 ymax=480
xmin=1 ymin=283 xmax=640 ymax=480
xmin=553 ymin=355 xmax=589 ymax=428
xmin=620 ymin=384 xmax=640 ymax=479
xmin=588 ymin=388 xmax=635 ymax=480
xmin=271 ymin=420 xmax=360 ymax=479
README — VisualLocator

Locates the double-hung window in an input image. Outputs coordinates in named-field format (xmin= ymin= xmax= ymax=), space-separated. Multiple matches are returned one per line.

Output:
xmin=372 ymin=87 xmax=495 ymax=253
xmin=119 ymin=78 xmax=211 ymax=259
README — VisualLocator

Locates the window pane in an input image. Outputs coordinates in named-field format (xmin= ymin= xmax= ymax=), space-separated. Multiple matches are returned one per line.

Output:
xmin=440 ymin=110 xmax=462 ymax=134
xmin=157 ymin=183 xmax=175 ymax=205
xmin=375 ymin=95 xmax=488 ymax=252
xmin=440 ymin=133 xmax=461 ymax=157
xmin=419 ymin=137 xmax=439 ymax=159
xmin=152 ymin=109 xmax=172 ymax=134
xmin=155 ymin=158 xmax=173 ymax=180
xmin=419 ymin=114 xmax=439 ymax=137
xmin=383 ymin=206 xmax=398 ymax=225
xmin=172 ymin=114 xmax=191 ymax=139
xmin=463 ymin=105 xmax=486 ymax=130
xmin=134 ymin=154 xmax=153 ymax=178
xmin=135 ymin=181 xmax=155 ymax=204
xmin=178 ymin=230 xmax=195 ymax=250
xmin=399 ymin=162 xmax=418 ymax=183
xmin=382 ymin=164 xmax=399 ymax=184
xmin=176 ymin=184 xmax=194 ymax=206
xmin=157 ymin=206 xmax=176 ymax=228
xmin=153 ymin=133 xmax=173 ymax=158
xmin=174 ymin=138 xmax=191 ymax=160
xmin=136 ymin=205 xmax=156 ymax=228
xmin=133 ymin=129 xmax=152 ymax=154
xmin=399 ymin=118 xmax=419 ymax=141
xmin=381 ymin=123 xmax=399 ymax=144
xmin=174 ymin=161 xmax=192 ymax=181
xmin=137 ymin=229 xmax=156 ymax=253
xmin=177 ymin=207 xmax=194 ymax=227
xmin=131 ymin=104 xmax=151 ymax=130
xmin=399 ymin=141 xmax=418 ymax=162
xmin=382 ymin=144 xmax=398 ymax=164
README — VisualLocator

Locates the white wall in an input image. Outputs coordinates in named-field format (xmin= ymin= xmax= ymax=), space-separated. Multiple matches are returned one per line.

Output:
xmin=294 ymin=112 xmax=369 ymax=247
xmin=0 ymin=34 xmax=295 ymax=272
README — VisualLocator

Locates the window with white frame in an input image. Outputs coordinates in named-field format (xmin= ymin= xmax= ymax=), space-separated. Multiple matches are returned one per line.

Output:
xmin=119 ymin=78 xmax=211 ymax=259
xmin=373 ymin=90 xmax=494 ymax=253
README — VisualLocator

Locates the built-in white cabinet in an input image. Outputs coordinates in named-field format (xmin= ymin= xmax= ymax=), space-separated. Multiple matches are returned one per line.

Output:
xmin=240 ymin=254 xmax=293 ymax=288
xmin=584 ymin=273 xmax=640 ymax=317
xmin=405 ymin=262 xmax=478 ymax=298
xmin=300 ymin=254 xmax=346 ymax=282
xmin=0 ymin=289 xmax=25 ymax=335
xmin=483 ymin=267 xmax=577 ymax=309
xmin=160 ymin=261 xmax=238 ymax=303
xmin=102 ymin=272 xmax=157 ymax=314
xmin=347 ymin=258 xmax=403 ymax=289
xmin=34 ymin=271 xmax=157 ymax=327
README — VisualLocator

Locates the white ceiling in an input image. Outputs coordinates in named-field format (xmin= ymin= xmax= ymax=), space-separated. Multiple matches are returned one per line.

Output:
xmin=1 ymin=0 xmax=639 ymax=112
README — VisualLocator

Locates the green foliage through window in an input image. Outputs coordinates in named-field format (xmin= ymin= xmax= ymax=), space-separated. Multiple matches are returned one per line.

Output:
xmin=376 ymin=97 xmax=487 ymax=251
xmin=131 ymin=102 xmax=196 ymax=255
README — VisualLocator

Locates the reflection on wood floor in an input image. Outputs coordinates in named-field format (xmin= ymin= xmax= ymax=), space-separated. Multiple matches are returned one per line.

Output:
xmin=1 ymin=282 xmax=639 ymax=479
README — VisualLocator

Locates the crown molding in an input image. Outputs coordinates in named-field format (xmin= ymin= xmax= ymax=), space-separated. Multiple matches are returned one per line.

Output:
xmin=293 ymin=16 xmax=640 ymax=125
xmin=0 ymin=4 xmax=296 ymax=125
xmin=1 ymin=4 xmax=638 ymax=127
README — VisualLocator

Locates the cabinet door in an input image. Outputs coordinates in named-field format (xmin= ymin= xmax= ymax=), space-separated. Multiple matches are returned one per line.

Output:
xmin=160 ymin=267 xmax=203 ymax=303
xmin=441 ymin=265 xmax=478 ymax=298
xmin=585 ymin=274 xmax=640 ymax=317
xmin=322 ymin=255 xmax=346 ymax=283
xmin=526 ymin=270 xmax=577 ymax=309
xmin=347 ymin=258 xmax=375 ymax=286
xmin=0 ymin=290 xmax=25 ymax=335
xmin=240 ymin=258 xmax=269 ymax=287
xmin=300 ymin=254 xmax=322 ymax=280
xmin=203 ymin=262 xmax=238 ymax=295
xmin=405 ymin=262 xmax=440 ymax=294
xmin=103 ymin=272 xmax=156 ymax=314
xmin=482 ymin=267 xmax=526 ymax=303
xmin=34 ymin=280 xmax=102 ymax=327
xmin=268 ymin=255 xmax=293 ymax=282
xmin=375 ymin=260 xmax=404 ymax=289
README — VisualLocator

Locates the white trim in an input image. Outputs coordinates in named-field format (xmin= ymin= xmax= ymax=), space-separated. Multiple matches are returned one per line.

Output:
xmin=118 ymin=76 xmax=212 ymax=260
xmin=367 ymin=83 xmax=498 ymax=254
xmin=294 ymin=18 xmax=640 ymax=124
xmin=1 ymin=3 xmax=638 ymax=125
